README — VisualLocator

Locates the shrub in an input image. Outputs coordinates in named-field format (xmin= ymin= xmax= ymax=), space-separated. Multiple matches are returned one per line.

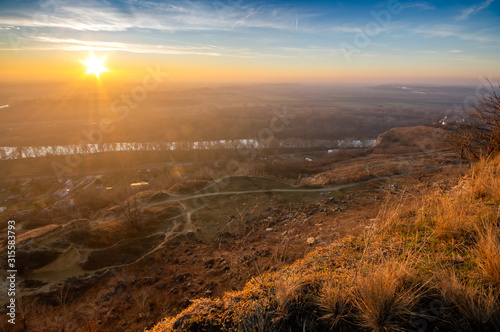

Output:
xmin=446 ymin=83 xmax=500 ymax=160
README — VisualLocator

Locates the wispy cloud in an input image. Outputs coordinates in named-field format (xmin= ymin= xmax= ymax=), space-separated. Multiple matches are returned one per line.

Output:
xmin=329 ymin=21 xmax=408 ymax=35
xmin=30 ymin=36 xmax=222 ymax=55
xmin=452 ymin=55 xmax=500 ymax=64
xmin=0 ymin=26 xmax=20 ymax=31
xmin=0 ymin=6 xmax=136 ymax=31
xmin=0 ymin=36 xmax=297 ymax=59
xmin=278 ymin=46 xmax=343 ymax=57
xmin=415 ymin=50 xmax=500 ymax=65
xmin=457 ymin=0 xmax=494 ymax=21
xmin=411 ymin=24 xmax=498 ymax=43
xmin=0 ymin=1 xmax=297 ymax=32
xmin=401 ymin=2 xmax=435 ymax=10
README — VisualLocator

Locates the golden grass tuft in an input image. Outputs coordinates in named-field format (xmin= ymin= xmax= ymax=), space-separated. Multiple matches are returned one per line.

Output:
xmin=475 ymin=225 xmax=500 ymax=287
xmin=273 ymin=271 xmax=307 ymax=316
xmin=470 ymin=157 xmax=500 ymax=201
xmin=236 ymin=301 xmax=270 ymax=332
xmin=438 ymin=271 xmax=500 ymax=329
xmin=353 ymin=261 xmax=420 ymax=332
xmin=317 ymin=277 xmax=352 ymax=329
xmin=374 ymin=198 xmax=413 ymax=235
xmin=414 ymin=159 xmax=500 ymax=242
xmin=426 ymin=189 xmax=484 ymax=241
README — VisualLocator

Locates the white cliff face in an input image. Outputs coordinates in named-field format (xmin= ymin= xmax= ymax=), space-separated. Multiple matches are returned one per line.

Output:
xmin=0 ymin=138 xmax=377 ymax=160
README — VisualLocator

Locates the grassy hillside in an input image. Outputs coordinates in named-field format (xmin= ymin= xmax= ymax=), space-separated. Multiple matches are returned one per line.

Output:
xmin=149 ymin=157 xmax=500 ymax=332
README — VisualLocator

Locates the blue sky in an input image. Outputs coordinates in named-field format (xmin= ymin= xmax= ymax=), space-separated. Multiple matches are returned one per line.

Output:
xmin=0 ymin=0 xmax=499 ymax=83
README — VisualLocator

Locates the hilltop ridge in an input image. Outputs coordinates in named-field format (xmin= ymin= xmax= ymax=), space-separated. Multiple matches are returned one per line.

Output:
xmin=149 ymin=155 xmax=500 ymax=332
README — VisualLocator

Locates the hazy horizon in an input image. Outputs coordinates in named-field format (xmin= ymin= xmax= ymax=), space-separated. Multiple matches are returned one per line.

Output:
xmin=1 ymin=0 xmax=499 ymax=85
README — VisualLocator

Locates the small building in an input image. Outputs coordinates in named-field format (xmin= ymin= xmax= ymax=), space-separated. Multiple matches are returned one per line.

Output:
xmin=54 ymin=187 xmax=70 ymax=199
xmin=64 ymin=179 xmax=74 ymax=190
xmin=54 ymin=179 xmax=75 ymax=199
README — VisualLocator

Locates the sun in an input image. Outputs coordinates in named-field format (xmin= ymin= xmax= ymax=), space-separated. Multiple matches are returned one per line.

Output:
xmin=83 ymin=53 xmax=108 ymax=78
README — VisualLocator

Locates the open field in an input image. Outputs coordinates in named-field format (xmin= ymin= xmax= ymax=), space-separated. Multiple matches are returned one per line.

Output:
xmin=0 ymin=83 xmax=473 ymax=147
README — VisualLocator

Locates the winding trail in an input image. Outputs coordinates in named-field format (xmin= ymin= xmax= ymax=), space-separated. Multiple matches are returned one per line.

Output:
xmin=145 ymin=171 xmax=413 ymax=208
xmin=12 ymin=166 xmax=452 ymax=300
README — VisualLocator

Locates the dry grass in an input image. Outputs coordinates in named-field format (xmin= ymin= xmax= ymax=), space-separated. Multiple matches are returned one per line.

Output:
xmin=237 ymin=302 xmax=270 ymax=332
xmin=148 ymin=156 xmax=500 ymax=332
xmin=475 ymin=225 xmax=500 ymax=287
xmin=317 ymin=277 xmax=352 ymax=329
xmin=470 ymin=158 xmax=500 ymax=200
xmin=438 ymin=271 xmax=500 ymax=329
xmin=420 ymin=189 xmax=487 ymax=241
xmin=274 ymin=271 xmax=307 ymax=315
xmin=413 ymin=159 xmax=500 ymax=242
xmin=353 ymin=262 xmax=421 ymax=332
xmin=374 ymin=196 xmax=420 ymax=236
xmin=133 ymin=286 xmax=153 ymax=318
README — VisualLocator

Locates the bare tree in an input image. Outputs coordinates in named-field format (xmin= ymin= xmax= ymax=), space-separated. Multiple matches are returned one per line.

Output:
xmin=121 ymin=193 xmax=144 ymax=229
xmin=446 ymin=82 xmax=500 ymax=160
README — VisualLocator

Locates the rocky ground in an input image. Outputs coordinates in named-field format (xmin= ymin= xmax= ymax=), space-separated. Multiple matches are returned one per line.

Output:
xmin=0 ymin=125 xmax=466 ymax=331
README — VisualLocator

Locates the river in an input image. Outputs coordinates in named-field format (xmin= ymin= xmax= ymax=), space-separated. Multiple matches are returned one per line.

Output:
xmin=0 ymin=138 xmax=376 ymax=160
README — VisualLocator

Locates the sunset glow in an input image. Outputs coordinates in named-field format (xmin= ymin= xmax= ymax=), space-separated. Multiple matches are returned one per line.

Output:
xmin=3 ymin=1 xmax=500 ymax=331
xmin=82 ymin=53 xmax=108 ymax=78
xmin=0 ymin=0 xmax=499 ymax=84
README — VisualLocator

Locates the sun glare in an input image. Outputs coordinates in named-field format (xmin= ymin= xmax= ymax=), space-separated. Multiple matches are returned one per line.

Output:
xmin=83 ymin=53 xmax=108 ymax=78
